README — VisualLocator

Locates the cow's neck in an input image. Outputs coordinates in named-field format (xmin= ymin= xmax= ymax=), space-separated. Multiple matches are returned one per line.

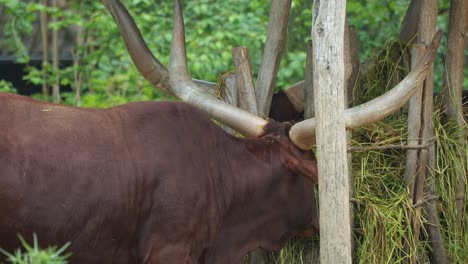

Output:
xmin=205 ymin=136 xmax=287 ymax=262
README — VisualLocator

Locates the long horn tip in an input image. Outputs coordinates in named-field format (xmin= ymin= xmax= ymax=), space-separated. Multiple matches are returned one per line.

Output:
xmin=169 ymin=0 xmax=189 ymax=76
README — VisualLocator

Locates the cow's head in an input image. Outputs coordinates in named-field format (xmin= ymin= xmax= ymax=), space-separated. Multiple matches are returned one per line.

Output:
xmin=249 ymin=122 xmax=320 ymax=242
xmin=101 ymin=0 xmax=441 ymax=238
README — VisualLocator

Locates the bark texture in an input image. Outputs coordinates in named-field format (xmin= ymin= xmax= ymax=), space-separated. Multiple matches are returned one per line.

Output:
xmin=256 ymin=0 xmax=292 ymax=118
xmin=312 ymin=1 xmax=352 ymax=263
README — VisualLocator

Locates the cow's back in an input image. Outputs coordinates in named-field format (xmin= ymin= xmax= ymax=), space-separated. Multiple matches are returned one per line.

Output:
xmin=0 ymin=94 xmax=229 ymax=263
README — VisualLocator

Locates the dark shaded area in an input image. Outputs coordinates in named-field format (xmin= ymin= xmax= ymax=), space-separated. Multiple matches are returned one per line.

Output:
xmin=269 ymin=90 xmax=304 ymax=123
xmin=0 ymin=56 xmax=73 ymax=95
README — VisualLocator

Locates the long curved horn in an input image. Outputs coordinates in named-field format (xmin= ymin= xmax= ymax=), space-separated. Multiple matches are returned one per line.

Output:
xmin=101 ymin=0 xmax=171 ymax=92
xmin=289 ymin=30 xmax=443 ymax=150
xmin=102 ymin=0 xmax=268 ymax=137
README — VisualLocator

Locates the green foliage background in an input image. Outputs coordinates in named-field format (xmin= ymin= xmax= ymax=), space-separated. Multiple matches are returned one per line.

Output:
xmin=1 ymin=0 xmax=462 ymax=108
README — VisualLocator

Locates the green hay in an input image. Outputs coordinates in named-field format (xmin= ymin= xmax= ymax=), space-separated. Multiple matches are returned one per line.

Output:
xmin=432 ymin=107 xmax=468 ymax=263
xmin=348 ymin=40 xmax=467 ymax=263
xmin=351 ymin=131 xmax=425 ymax=263
xmin=353 ymin=40 xmax=411 ymax=105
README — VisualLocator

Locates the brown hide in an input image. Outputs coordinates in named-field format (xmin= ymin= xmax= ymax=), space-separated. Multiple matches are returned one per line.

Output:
xmin=0 ymin=93 xmax=318 ymax=264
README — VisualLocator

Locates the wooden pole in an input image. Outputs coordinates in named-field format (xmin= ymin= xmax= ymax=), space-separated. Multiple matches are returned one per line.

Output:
xmin=219 ymin=74 xmax=238 ymax=135
xmin=40 ymin=0 xmax=49 ymax=100
xmin=402 ymin=1 xmax=439 ymax=263
xmin=256 ymin=0 xmax=292 ymax=118
xmin=343 ymin=23 xmax=359 ymax=256
xmin=345 ymin=26 xmax=359 ymax=105
xmin=399 ymin=0 xmax=422 ymax=44
xmin=304 ymin=40 xmax=314 ymax=118
xmin=303 ymin=39 xmax=321 ymax=264
xmin=399 ymin=1 xmax=446 ymax=262
xmin=52 ymin=0 xmax=60 ymax=103
xmin=73 ymin=1 xmax=85 ymax=106
xmin=232 ymin=47 xmax=258 ymax=116
xmin=312 ymin=0 xmax=351 ymax=263
xmin=404 ymin=45 xmax=424 ymax=241
xmin=443 ymin=0 xmax=468 ymax=231
xmin=415 ymin=2 xmax=441 ymax=263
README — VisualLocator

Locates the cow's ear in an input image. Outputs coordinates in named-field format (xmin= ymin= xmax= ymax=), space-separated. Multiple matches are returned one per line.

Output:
xmin=285 ymin=158 xmax=318 ymax=184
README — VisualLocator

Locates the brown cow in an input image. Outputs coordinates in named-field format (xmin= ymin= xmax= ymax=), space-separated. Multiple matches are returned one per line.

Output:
xmin=0 ymin=93 xmax=318 ymax=263
xmin=0 ymin=0 xmax=441 ymax=263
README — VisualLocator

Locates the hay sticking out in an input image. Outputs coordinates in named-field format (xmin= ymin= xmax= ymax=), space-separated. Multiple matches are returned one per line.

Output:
xmin=351 ymin=144 xmax=428 ymax=263
xmin=432 ymin=106 xmax=468 ymax=263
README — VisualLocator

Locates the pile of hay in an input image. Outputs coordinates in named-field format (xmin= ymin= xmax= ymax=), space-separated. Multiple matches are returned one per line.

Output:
xmin=350 ymin=40 xmax=467 ymax=263
xmin=270 ymin=40 xmax=467 ymax=264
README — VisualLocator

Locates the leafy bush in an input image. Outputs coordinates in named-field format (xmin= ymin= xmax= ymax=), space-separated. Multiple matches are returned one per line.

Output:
xmin=1 ymin=0 xmax=457 ymax=107
xmin=0 ymin=234 xmax=70 ymax=264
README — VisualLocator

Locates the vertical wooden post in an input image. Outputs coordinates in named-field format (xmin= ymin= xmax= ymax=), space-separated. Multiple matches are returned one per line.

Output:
xmin=256 ymin=0 xmax=292 ymax=118
xmin=443 ymin=0 xmax=468 ymax=231
xmin=399 ymin=0 xmax=422 ymax=44
xmin=416 ymin=3 xmax=438 ymax=263
xmin=344 ymin=26 xmax=359 ymax=105
xmin=404 ymin=44 xmax=424 ymax=226
xmin=343 ymin=23 xmax=359 ymax=256
xmin=303 ymin=38 xmax=320 ymax=264
xmin=52 ymin=0 xmax=61 ymax=103
xmin=402 ymin=1 xmax=438 ymax=262
xmin=399 ymin=1 xmax=447 ymax=262
xmin=40 ymin=0 xmax=49 ymax=100
xmin=312 ymin=1 xmax=352 ymax=263
xmin=219 ymin=74 xmax=238 ymax=134
xmin=304 ymin=40 xmax=314 ymax=118
xmin=232 ymin=47 xmax=258 ymax=116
